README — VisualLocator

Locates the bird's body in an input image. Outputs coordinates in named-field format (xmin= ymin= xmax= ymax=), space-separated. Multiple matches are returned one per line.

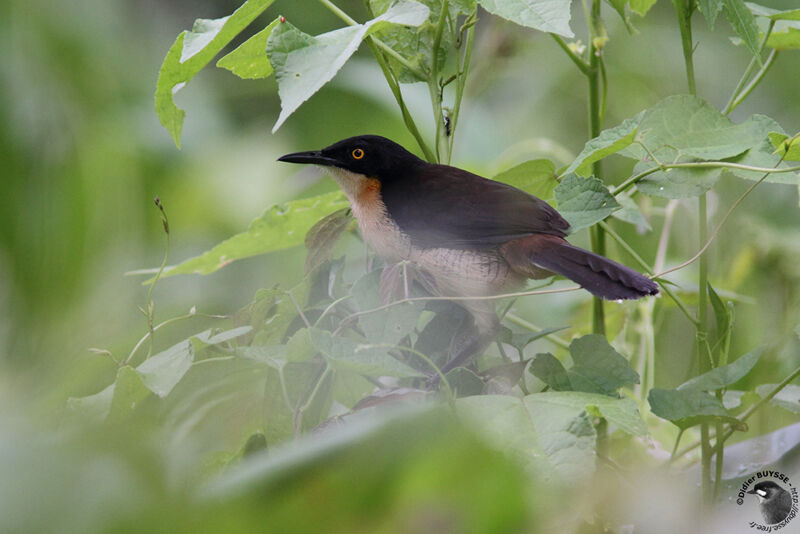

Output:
xmin=280 ymin=135 xmax=658 ymax=373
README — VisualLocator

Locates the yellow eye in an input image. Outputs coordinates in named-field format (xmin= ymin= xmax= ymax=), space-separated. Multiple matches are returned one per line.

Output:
xmin=352 ymin=148 xmax=365 ymax=160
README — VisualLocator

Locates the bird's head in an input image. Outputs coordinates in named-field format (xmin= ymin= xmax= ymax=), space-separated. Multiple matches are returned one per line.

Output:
xmin=747 ymin=481 xmax=785 ymax=502
xmin=278 ymin=135 xmax=424 ymax=181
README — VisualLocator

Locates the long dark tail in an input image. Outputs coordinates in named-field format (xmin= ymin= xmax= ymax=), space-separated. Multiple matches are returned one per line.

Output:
xmin=501 ymin=234 xmax=659 ymax=300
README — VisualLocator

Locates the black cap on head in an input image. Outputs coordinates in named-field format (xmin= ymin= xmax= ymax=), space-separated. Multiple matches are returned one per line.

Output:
xmin=278 ymin=135 xmax=425 ymax=180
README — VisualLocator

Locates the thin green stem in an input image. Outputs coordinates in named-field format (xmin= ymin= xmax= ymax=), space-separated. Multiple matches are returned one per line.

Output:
xmin=723 ymin=20 xmax=776 ymax=115
xmin=367 ymin=40 xmax=435 ymax=162
xmin=550 ymin=33 xmax=590 ymax=74
xmin=598 ymin=221 xmax=699 ymax=326
xmin=447 ymin=10 xmax=476 ymax=164
xmin=726 ymin=49 xmax=779 ymax=115
xmin=428 ymin=0 xmax=449 ymax=162
xmin=504 ymin=313 xmax=571 ymax=350
xmin=673 ymin=0 xmax=697 ymax=94
xmin=588 ymin=0 xmax=606 ymax=337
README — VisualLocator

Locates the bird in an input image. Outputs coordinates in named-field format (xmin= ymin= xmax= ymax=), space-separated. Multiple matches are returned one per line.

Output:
xmin=278 ymin=135 xmax=658 ymax=375
xmin=747 ymin=481 xmax=793 ymax=525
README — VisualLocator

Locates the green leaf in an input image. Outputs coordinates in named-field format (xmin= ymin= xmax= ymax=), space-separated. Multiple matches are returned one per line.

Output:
xmin=107 ymin=366 xmax=152 ymax=422
xmin=707 ymin=282 xmax=732 ymax=345
xmin=308 ymin=328 xmax=424 ymax=377
xmin=66 ymin=383 xmax=115 ymax=420
xmin=699 ymin=0 xmax=725 ymax=29
xmin=492 ymin=159 xmax=559 ymax=199
xmin=445 ymin=367 xmax=485 ymax=396
xmin=456 ymin=394 xmax=596 ymax=482
xmin=769 ymin=132 xmax=800 ymax=161
xmin=747 ymin=3 xmax=800 ymax=21
xmin=529 ymin=352 xmax=572 ymax=390
xmin=304 ymin=208 xmax=353 ymax=273
xmin=267 ymin=1 xmax=430 ymax=131
xmin=563 ymin=112 xmax=644 ymax=177
xmin=136 ymin=338 xmax=194 ymax=398
xmin=605 ymin=0 xmax=657 ymax=31
xmin=755 ymin=384 xmax=800 ymax=414
xmin=462 ymin=392 xmax=647 ymax=446
xmin=746 ymin=3 xmax=800 ymax=49
xmin=648 ymin=388 xmax=746 ymax=430
xmin=724 ymin=116 xmax=800 ymax=184
xmin=554 ymin=174 xmax=620 ymax=232
xmin=611 ymin=194 xmax=651 ymax=230
xmin=723 ymin=0 xmax=762 ymax=62
xmin=350 ymin=270 xmax=423 ymax=346
xmin=216 ymin=18 xmax=281 ymax=79
xmin=369 ymin=0 xmax=467 ymax=83
xmin=634 ymin=160 xmax=722 ymax=199
xmin=530 ymin=334 xmax=639 ymax=396
xmin=622 ymin=95 xmax=766 ymax=162
xmin=678 ymin=348 xmax=763 ymax=392
xmin=477 ymin=0 xmax=575 ymax=37
xmin=767 ymin=21 xmax=800 ymax=49
xmin=148 ymin=192 xmax=349 ymax=280
xmin=155 ymin=0 xmax=276 ymax=147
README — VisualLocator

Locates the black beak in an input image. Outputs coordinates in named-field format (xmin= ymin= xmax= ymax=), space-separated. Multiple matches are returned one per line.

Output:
xmin=277 ymin=150 xmax=339 ymax=166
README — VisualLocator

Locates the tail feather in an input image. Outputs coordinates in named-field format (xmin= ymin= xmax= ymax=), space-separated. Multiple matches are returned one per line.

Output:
xmin=501 ymin=235 xmax=659 ymax=300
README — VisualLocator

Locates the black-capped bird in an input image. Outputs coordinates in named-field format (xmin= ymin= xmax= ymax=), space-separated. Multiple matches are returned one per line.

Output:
xmin=279 ymin=135 xmax=658 ymax=374
xmin=747 ymin=481 xmax=793 ymax=525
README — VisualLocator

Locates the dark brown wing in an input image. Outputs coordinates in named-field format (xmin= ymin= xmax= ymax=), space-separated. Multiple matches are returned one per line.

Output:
xmin=380 ymin=163 xmax=569 ymax=250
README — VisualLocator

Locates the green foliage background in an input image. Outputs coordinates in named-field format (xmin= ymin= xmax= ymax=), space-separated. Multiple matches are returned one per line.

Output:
xmin=2 ymin=0 xmax=800 ymax=532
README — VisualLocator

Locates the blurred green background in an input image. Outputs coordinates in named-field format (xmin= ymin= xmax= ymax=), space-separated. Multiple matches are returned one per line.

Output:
xmin=2 ymin=0 xmax=800 ymax=531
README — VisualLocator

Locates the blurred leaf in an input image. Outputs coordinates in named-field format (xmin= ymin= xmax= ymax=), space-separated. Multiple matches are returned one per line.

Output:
xmin=262 ymin=365 xmax=296 ymax=444
xmin=634 ymin=159 xmax=722 ymax=199
xmin=530 ymin=334 xmax=639 ymax=396
xmin=308 ymin=328 xmax=424 ymax=377
xmin=457 ymin=394 xmax=596 ymax=482
xmin=769 ymin=131 xmax=800 ymax=161
xmin=136 ymin=337 xmax=194 ymax=397
xmin=216 ymin=18 xmax=281 ymax=79
xmin=155 ymin=0 xmax=276 ymax=147
xmin=445 ymin=367 xmax=485 ymax=396
xmin=622 ymin=95 xmax=766 ymax=161
xmin=648 ymin=388 xmax=746 ymax=430
xmin=492 ymin=159 xmax=559 ymax=200
xmin=108 ymin=366 xmax=152 ymax=422
xmin=611 ymin=194 xmax=651 ymax=230
xmin=554 ymin=174 xmax=620 ymax=231
xmin=267 ymin=1 xmax=430 ymax=131
xmin=304 ymin=208 xmax=353 ymax=273
xmin=66 ymin=383 xmax=115 ymax=420
xmin=477 ymin=0 xmax=575 ymax=38
xmin=678 ymin=347 xmax=762 ymax=391
xmin=458 ymin=392 xmax=645 ymax=482
xmin=204 ymin=408 xmax=531 ymax=532
xmin=755 ymin=384 xmax=800 ymax=414
xmin=150 ymin=192 xmax=348 ymax=279
xmin=563 ymin=112 xmax=643 ymax=177
xmin=698 ymin=0 xmax=724 ymax=29
xmin=351 ymin=269 xmax=423 ymax=346
xmin=725 ymin=116 xmax=800 ymax=184
xmin=723 ymin=0 xmax=762 ymax=62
